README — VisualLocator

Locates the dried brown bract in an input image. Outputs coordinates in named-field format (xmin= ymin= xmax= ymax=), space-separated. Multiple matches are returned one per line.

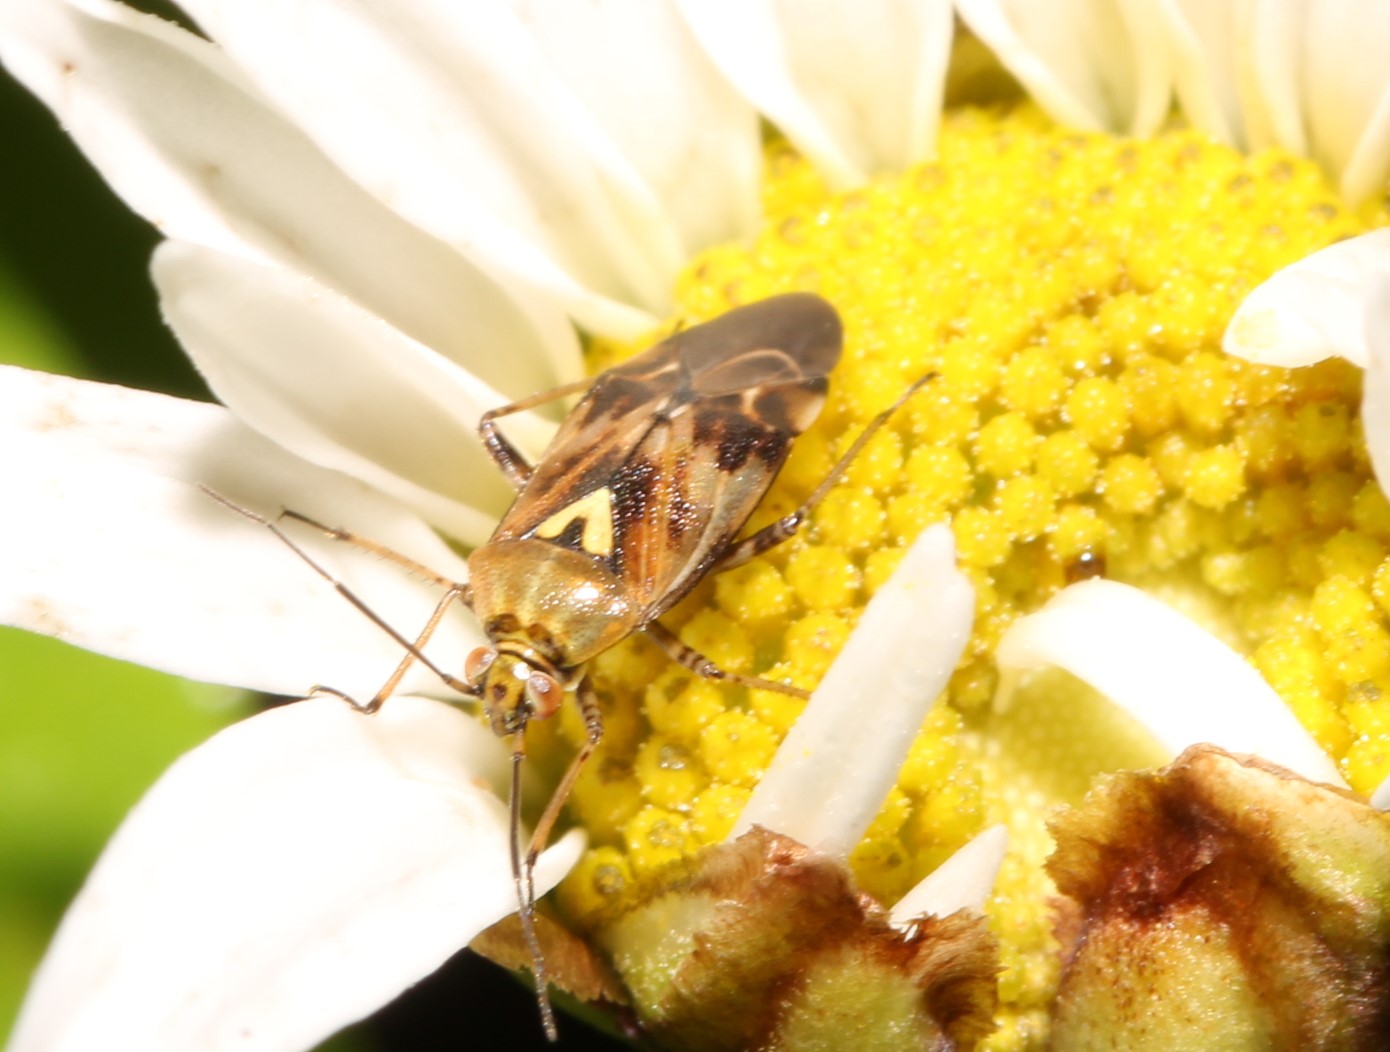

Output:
xmin=1048 ymin=745 xmax=1390 ymax=1051
xmin=600 ymin=827 xmax=999 ymax=1052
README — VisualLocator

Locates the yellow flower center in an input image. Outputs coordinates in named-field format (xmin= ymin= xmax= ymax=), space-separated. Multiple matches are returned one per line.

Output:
xmin=536 ymin=103 xmax=1390 ymax=1047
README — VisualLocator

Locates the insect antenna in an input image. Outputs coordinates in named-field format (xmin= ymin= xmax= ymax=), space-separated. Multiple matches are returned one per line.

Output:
xmin=510 ymin=734 xmax=559 ymax=1041
xmin=198 ymin=486 xmax=474 ymax=702
xmin=207 ymin=484 xmax=569 ymax=1034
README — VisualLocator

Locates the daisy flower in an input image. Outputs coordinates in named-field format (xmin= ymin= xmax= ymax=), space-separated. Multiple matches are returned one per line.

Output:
xmin=3 ymin=1 xmax=1390 ymax=1051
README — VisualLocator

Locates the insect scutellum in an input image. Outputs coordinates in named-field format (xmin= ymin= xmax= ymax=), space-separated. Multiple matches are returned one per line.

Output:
xmin=205 ymin=292 xmax=935 ymax=1042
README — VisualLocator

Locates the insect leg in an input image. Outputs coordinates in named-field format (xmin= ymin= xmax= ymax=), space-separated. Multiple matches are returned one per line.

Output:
xmin=643 ymin=621 xmax=810 ymax=699
xmin=511 ymin=677 xmax=604 ymax=1040
xmin=714 ymin=371 xmax=938 ymax=572
xmin=527 ymin=675 xmax=605 ymax=868
xmin=200 ymin=487 xmax=473 ymax=700
xmin=478 ymin=376 xmax=594 ymax=490
xmin=321 ymin=584 xmax=472 ymax=713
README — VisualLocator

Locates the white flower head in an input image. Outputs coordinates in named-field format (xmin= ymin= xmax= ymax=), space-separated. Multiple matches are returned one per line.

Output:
xmin=3 ymin=0 xmax=1390 ymax=1049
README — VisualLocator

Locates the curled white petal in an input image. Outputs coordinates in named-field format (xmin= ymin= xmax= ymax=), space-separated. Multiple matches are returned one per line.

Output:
xmin=1223 ymin=229 xmax=1390 ymax=369
xmin=0 ymin=0 xmax=579 ymax=389
xmin=889 ymin=824 xmax=1007 ymax=929
xmin=153 ymin=240 xmax=545 ymax=545
xmin=8 ymin=696 xmax=584 ymax=1052
xmin=956 ymin=0 xmax=1171 ymax=136
xmin=732 ymin=523 xmax=974 ymax=854
xmin=678 ymin=0 xmax=954 ymax=188
xmin=0 ymin=365 xmax=479 ymax=699
xmin=996 ymin=579 xmax=1346 ymax=788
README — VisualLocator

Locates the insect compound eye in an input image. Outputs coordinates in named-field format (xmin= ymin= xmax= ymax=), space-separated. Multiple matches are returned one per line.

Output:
xmin=464 ymin=646 xmax=497 ymax=686
xmin=525 ymin=671 xmax=563 ymax=719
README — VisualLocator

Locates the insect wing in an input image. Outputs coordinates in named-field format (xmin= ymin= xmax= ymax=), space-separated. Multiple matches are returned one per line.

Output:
xmin=491 ymin=293 xmax=843 ymax=618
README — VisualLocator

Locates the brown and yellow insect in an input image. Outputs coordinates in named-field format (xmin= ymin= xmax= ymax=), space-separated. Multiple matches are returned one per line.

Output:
xmin=209 ymin=292 xmax=930 ymax=1039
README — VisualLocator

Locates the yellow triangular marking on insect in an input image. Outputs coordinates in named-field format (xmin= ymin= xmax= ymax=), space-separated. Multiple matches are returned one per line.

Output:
xmin=534 ymin=487 xmax=615 ymax=557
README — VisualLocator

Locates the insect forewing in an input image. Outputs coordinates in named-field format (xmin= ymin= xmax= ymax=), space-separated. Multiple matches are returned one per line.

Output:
xmin=489 ymin=293 xmax=843 ymax=620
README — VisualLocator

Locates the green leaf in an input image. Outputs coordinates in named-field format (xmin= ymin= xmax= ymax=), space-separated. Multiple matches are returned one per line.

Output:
xmin=0 ymin=254 xmax=83 ymax=374
xmin=0 ymin=627 xmax=250 ymax=1041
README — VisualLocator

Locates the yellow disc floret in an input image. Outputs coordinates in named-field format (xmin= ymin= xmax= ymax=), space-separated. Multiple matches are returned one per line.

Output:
xmin=698 ymin=710 xmax=779 ymax=787
xmin=1035 ymin=430 xmax=1099 ymax=497
xmin=1183 ymin=445 xmax=1247 ymax=509
xmin=976 ymin=412 xmax=1041 ymax=478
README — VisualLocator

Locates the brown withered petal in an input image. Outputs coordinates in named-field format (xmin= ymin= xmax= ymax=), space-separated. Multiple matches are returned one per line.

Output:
xmin=599 ymin=826 xmax=998 ymax=1052
xmin=1048 ymin=744 xmax=1390 ymax=1051
xmin=471 ymin=909 xmax=630 ymax=1008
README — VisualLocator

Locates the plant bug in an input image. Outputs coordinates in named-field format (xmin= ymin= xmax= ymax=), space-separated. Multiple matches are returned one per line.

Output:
xmin=207 ymin=292 xmax=933 ymax=1040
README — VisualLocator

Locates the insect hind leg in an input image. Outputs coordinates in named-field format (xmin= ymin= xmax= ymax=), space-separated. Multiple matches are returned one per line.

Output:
xmin=478 ymin=376 xmax=594 ymax=490
xmin=643 ymin=621 xmax=809 ymax=699
xmin=714 ymin=370 xmax=938 ymax=572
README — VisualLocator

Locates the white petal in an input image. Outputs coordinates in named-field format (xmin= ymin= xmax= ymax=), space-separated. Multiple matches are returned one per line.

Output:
xmin=1233 ymin=0 xmax=1307 ymax=153
xmin=1223 ymin=229 xmax=1390 ymax=369
xmin=1372 ymin=771 xmax=1390 ymax=811
xmin=731 ymin=524 xmax=975 ymax=854
xmin=0 ymin=365 xmax=481 ymax=699
xmin=1163 ymin=0 xmax=1390 ymax=204
xmin=1358 ymin=273 xmax=1390 ymax=496
xmin=888 ymin=824 xmax=1007 ymax=928
xmin=1300 ymin=1 xmax=1390 ymax=206
xmin=955 ymin=0 xmax=1171 ymax=136
xmin=8 ymin=695 xmax=584 ymax=1052
xmin=174 ymin=0 xmax=688 ymax=338
xmin=0 ymin=0 xmax=579 ymax=390
xmin=153 ymin=240 xmax=546 ymax=544
xmin=512 ymin=0 xmax=762 ymax=259
xmin=1153 ymin=0 xmax=1247 ymax=146
xmin=995 ymin=579 xmax=1347 ymax=788
xmin=1338 ymin=89 xmax=1390 ymax=210
xmin=678 ymin=0 xmax=954 ymax=188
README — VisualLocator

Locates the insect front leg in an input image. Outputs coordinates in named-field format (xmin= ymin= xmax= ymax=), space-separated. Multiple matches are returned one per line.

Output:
xmin=318 ymin=583 xmax=473 ymax=713
xmin=526 ymin=675 xmax=604 ymax=870
xmin=507 ymin=674 xmax=603 ymax=1042
xmin=643 ymin=621 xmax=810 ymax=699
xmin=478 ymin=376 xmax=594 ymax=490
xmin=713 ymin=370 xmax=938 ymax=573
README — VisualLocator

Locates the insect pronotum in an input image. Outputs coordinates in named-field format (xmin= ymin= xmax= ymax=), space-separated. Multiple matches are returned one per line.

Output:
xmin=207 ymin=292 xmax=933 ymax=1040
